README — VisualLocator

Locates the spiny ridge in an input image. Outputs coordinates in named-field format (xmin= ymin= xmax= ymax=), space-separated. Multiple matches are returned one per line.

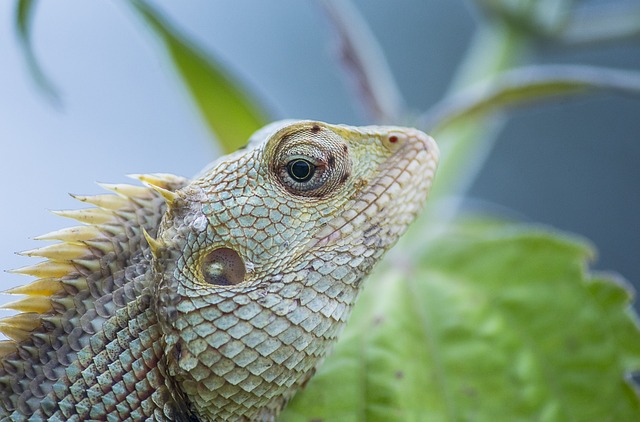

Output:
xmin=0 ymin=173 xmax=188 ymax=363
xmin=0 ymin=173 xmax=189 ymax=418
xmin=130 ymin=173 xmax=180 ymax=208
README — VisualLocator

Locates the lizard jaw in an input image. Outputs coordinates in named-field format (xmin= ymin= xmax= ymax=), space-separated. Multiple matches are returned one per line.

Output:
xmin=305 ymin=128 xmax=439 ymax=253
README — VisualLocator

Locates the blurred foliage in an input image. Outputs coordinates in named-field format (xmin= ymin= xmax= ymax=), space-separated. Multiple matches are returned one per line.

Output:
xmin=16 ymin=0 xmax=59 ymax=103
xmin=131 ymin=0 xmax=270 ymax=153
xmin=14 ymin=0 xmax=640 ymax=420
xmin=282 ymin=222 xmax=640 ymax=421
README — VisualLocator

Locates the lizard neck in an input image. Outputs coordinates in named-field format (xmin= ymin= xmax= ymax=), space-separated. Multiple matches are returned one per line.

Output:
xmin=157 ymin=246 xmax=371 ymax=421
xmin=36 ymin=292 xmax=193 ymax=421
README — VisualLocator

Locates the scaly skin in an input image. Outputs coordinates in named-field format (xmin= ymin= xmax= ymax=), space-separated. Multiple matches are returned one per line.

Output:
xmin=0 ymin=120 xmax=438 ymax=421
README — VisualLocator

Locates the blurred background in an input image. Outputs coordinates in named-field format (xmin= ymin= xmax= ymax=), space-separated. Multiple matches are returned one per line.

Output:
xmin=0 ymin=1 xmax=638 ymax=308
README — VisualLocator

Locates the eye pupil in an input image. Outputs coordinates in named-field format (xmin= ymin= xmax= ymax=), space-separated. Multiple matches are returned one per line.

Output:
xmin=287 ymin=159 xmax=315 ymax=182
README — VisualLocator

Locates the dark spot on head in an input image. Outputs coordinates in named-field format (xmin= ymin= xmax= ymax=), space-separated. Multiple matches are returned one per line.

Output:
xmin=395 ymin=370 xmax=404 ymax=380
xmin=340 ymin=172 xmax=350 ymax=184
xmin=389 ymin=135 xmax=398 ymax=143
xmin=363 ymin=224 xmax=380 ymax=238
xmin=327 ymin=154 xmax=335 ymax=167
xmin=342 ymin=144 xmax=348 ymax=153
xmin=311 ymin=124 xmax=321 ymax=133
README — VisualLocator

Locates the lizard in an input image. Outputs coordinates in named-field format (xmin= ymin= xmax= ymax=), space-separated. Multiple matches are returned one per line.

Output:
xmin=0 ymin=120 xmax=439 ymax=421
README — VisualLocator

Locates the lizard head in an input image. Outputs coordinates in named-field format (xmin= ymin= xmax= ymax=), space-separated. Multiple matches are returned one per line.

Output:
xmin=151 ymin=120 xmax=439 ymax=420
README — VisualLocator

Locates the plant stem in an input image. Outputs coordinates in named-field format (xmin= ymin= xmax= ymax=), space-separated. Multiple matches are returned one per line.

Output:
xmin=397 ymin=21 xmax=531 ymax=257
xmin=424 ymin=21 xmax=530 ymax=203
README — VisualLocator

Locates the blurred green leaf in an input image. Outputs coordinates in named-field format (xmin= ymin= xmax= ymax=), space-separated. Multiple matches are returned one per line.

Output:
xmin=475 ymin=0 xmax=572 ymax=37
xmin=281 ymin=222 xmax=640 ymax=421
xmin=563 ymin=2 xmax=640 ymax=46
xmin=130 ymin=0 xmax=270 ymax=153
xmin=421 ymin=65 xmax=640 ymax=134
xmin=15 ymin=0 xmax=60 ymax=104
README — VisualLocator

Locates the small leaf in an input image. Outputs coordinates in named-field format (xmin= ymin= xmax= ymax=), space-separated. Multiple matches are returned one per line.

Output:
xmin=15 ymin=0 xmax=60 ymax=104
xmin=129 ymin=0 xmax=271 ymax=153
xmin=420 ymin=65 xmax=640 ymax=133
xmin=281 ymin=222 xmax=640 ymax=421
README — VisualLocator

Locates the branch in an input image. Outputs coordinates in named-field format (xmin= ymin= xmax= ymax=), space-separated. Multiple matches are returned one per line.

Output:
xmin=319 ymin=0 xmax=405 ymax=123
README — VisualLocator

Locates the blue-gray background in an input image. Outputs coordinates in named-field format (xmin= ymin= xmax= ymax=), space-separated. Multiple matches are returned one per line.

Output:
xmin=0 ymin=1 xmax=638 ymax=310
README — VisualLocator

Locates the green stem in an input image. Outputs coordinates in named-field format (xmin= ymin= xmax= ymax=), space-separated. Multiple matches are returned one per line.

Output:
xmin=424 ymin=21 xmax=530 ymax=203
xmin=396 ymin=22 xmax=531 ymax=258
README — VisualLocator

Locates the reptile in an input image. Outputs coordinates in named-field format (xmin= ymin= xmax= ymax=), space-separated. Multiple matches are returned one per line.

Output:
xmin=0 ymin=120 xmax=439 ymax=421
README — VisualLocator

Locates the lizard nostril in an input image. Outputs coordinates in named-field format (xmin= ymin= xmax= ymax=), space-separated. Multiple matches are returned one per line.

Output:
xmin=383 ymin=132 xmax=407 ymax=150
xmin=201 ymin=247 xmax=246 ymax=286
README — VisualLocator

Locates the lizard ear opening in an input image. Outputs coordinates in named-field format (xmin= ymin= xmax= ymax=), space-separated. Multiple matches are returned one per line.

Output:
xmin=200 ymin=247 xmax=246 ymax=286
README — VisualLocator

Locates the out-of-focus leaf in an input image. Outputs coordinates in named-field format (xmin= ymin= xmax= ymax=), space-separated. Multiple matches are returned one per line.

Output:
xmin=420 ymin=65 xmax=640 ymax=134
xmin=130 ymin=0 xmax=270 ymax=153
xmin=281 ymin=222 xmax=640 ymax=421
xmin=475 ymin=0 xmax=572 ymax=37
xmin=563 ymin=2 xmax=640 ymax=46
xmin=15 ymin=0 xmax=60 ymax=103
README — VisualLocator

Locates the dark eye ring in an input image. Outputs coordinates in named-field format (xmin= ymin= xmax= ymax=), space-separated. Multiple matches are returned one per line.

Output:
xmin=287 ymin=159 xmax=315 ymax=182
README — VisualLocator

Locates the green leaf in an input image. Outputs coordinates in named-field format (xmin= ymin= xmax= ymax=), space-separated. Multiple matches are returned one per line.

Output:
xmin=417 ymin=64 xmax=640 ymax=201
xmin=474 ymin=0 xmax=572 ymax=37
xmin=420 ymin=65 xmax=640 ymax=134
xmin=281 ymin=222 xmax=640 ymax=421
xmin=15 ymin=0 xmax=60 ymax=103
xmin=129 ymin=0 xmax=271 ymax=153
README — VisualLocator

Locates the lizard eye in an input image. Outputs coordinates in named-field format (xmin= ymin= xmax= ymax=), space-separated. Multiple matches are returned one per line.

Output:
xmin=279 ymin=154 xmax=329 ymax=194
xmin=271 ymin=125 xmax=352 ymax=197
xmin=287 ymin=159 xmax=315 ymax=182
